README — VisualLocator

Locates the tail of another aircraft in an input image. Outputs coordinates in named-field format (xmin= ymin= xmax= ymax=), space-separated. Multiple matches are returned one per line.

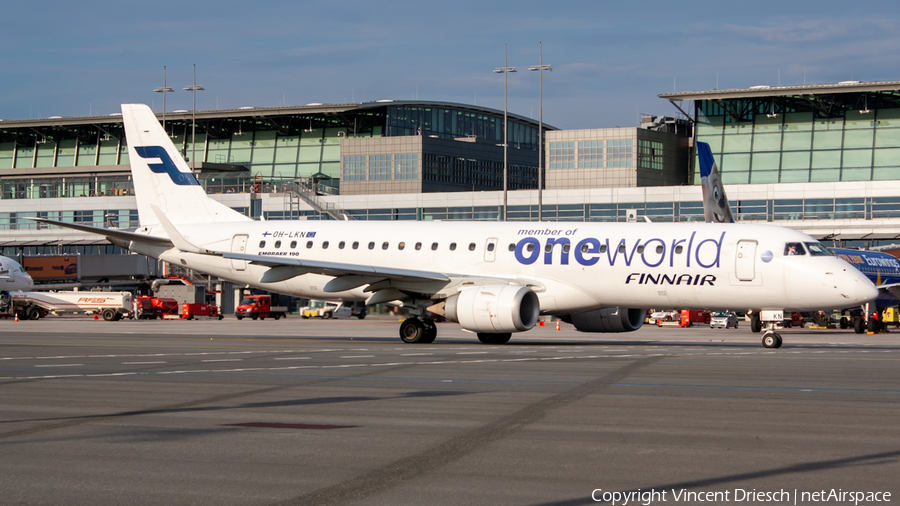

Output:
xmin=697 ymin=141 xmax=734 ymax=223
xmin=121 ymin=104 xmax=250 ymax=228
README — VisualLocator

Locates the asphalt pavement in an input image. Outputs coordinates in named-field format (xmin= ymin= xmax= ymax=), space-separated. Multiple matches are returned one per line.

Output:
xmin=0 ymin=316 xmax=898 ymax=506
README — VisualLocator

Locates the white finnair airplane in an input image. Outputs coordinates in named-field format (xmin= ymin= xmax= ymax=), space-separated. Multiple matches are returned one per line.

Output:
xmin=31 ymin=104 xmax=878 ymax=347
xmin=0 ymin=256 xmax=34 ymax=292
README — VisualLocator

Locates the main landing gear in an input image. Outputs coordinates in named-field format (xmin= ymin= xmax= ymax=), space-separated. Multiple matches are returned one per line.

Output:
xmin=399 ymin=317 xmax=437 ymax=344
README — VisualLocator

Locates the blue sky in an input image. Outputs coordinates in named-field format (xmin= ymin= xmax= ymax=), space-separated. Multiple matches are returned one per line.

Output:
xmin=2 ymin=0 xmax=898 ymax=129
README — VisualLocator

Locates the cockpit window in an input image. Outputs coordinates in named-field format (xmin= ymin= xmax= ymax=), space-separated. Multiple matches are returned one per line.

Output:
xmin=805 ymin=242 xmax=833 ymax=256
xmin=784 ymin=242 xmax=806 ymax=256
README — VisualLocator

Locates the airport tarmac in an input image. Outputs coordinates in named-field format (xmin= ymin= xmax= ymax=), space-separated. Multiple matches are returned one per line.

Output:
xmin=1 ymin=316 xmax=899 ymax=506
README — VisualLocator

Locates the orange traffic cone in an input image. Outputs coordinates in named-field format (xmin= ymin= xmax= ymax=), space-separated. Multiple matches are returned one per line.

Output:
xmin=14 ymin=312 xmax=18 ymax=322
xmin=555 ymin=319 xmax=560 ymax=331
xmin=539 ymin=320 xmax=544 ymax=327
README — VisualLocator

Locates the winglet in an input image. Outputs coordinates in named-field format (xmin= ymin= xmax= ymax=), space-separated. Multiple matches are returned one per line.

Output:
xmin=698 ymin=142 xmax=734 ymax=224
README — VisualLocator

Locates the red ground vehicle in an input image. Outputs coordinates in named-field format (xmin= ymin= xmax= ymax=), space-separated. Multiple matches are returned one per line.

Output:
xmin=235 ymin=295 xmax=287 ymax=320
xmin=134 ymin=296 xmax=179 ymax=319
xmin=181 ymin=303 xmax=223 ymax=320
xmin=657 ymin=309 xmax=711 ymax=327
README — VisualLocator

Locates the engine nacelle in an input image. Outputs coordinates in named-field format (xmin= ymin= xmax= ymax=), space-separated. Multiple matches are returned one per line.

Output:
xmin=444 ymin=285 xmax=540 ymax=333
xmin=568 ymin=308 xmax=644 ymax=333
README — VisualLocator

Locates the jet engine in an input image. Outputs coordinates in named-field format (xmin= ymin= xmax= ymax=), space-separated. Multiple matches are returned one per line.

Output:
xmin=444 ymin=285 xmax=540 ymax=333
xmin=565 ymin=308 xmax=644 ymax=333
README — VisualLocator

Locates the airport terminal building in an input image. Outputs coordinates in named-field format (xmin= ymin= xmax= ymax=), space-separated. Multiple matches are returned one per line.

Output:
xmin=2 ymin=80 xmax=900 ymax=298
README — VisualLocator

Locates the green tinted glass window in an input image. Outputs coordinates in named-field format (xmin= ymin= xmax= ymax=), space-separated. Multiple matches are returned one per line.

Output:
xmin=844 ymin=128 xmax=873 ymax=149
xmin=751 ymin=152 xmax=780 ymax=171
xmin=781 ymin=151 xmax=810 ymax=170
xmin=811 ymin=150 xmax=841 ymax=169
xmin=874 ymin=148 xmax=900 ymax=167
xmin=782 ymin=131 xmax=811 ymax=151
xmin=841 ymin=168 xmax=871 ymax=181
xmin=874 ymin=128 xmax=900 ymax=148
xmin=780 ymin=170 xmax=809 ymax=183
xmin=753 ymin=133 xmax=782 ymax=151
xmin=813 ymin=130 xmax=842 ymax=149
xmin=842 ymin=149 xmax=872 ymax=168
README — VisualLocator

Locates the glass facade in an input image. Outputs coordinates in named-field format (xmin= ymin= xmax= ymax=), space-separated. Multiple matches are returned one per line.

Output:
xmin=696 ymin=97 xmax=900 ymax=184
xmin=0 ymin=103 xmax=541 ymax=195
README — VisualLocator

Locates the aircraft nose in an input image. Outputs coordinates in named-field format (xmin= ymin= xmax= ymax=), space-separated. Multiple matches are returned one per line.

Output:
xmin=849 ymin=271 xmax=879 ymax=305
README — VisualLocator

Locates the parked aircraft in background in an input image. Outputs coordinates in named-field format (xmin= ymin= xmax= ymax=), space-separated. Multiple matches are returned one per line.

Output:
xmin=0 ymin=256 xmax=34 ymax=292
xmin=697 ymin=141 xmax=898 ymax=333
xmin=29 ymin=106 xmax=877 ymax=347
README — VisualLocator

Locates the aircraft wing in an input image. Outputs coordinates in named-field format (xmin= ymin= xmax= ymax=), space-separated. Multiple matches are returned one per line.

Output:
xmin=222 ymin=251 xmax=450 ymax=283
xmin=24 ymin=218 xmax=173 ymax=247
xmin=878 ymin=282 xmax=900 ymax=301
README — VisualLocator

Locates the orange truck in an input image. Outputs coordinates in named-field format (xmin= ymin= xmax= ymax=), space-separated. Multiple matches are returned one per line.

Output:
xmin=235 ymin=295 xmax=287 ymax=320
xmin=181 ymin=303 xmax=224 ymax=320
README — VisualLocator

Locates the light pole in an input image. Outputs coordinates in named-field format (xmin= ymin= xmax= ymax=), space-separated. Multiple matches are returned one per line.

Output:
xmin=529 ymin=42 xmax=551 ymax=222
xmin=494 ymin=45 xmax=516 ymax=221
xmin=183 ymin=64 xmax=204 ymax=167
xmin=153 ymin=65 xmax=173 ymax=129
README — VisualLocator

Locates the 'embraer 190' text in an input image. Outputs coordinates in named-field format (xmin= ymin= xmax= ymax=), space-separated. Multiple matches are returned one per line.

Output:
xmin=514 ymin=231 xmax=725 ymax=269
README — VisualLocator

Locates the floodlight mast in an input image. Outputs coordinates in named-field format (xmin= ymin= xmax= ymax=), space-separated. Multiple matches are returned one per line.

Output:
xmin=494 ymin=45 xmax=516 ymax=221
xmin=183 ymin=64 xmax=205 ymax=167
xmin=153 ymin=66 xmax=174 ymax=128
xmin=529 ymin=42 xmax=551 ymax=222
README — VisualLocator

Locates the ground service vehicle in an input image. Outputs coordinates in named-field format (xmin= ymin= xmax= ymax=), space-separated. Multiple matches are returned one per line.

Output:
xmin=181 ymin=303 xmax=224 ymax=320
xmin=657 ymin=309 xmax=711 ymax=327
xmin=134 ymin=296 xmax=179 ymax=319
xmin=235 ymin=295 xmax=287 ymax=320
xmin=647 ymin=310 xmax=677 ymax=325
xmin=1 ymin=290 xmax=133 ymax=321
xmin=300 ymin=300 xmax=366 ymax=319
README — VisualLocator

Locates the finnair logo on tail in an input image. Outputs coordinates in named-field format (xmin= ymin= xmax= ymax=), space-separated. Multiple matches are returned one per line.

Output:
xmin=134 ymin=146 xmax=200 ymax=186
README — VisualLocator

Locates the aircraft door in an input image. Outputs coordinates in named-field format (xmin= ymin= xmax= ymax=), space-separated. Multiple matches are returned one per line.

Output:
xmin=735 ymin=240 xmax=757 ymax=281
xmin=484 ymin=238 xmax=498 ymax=262
xmin=231 ymin=234 xmax=249 ymax=271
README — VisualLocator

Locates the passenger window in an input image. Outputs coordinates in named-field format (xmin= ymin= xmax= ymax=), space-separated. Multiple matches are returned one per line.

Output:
xmin=259 ymin=241 xmax=266 ymax=248
xmin=656 ymin=245 xmax=664 ymax=254
xmin=600 ymin=244 xmax=608 ymax=253
xmin=544 ymin=244 xmax=552 ymax=252
xmin=674 ymin=245 xmax=683 ymax=254
xmin=382 ymin=242 xmax=389 ymax=250
xmin=618 ymin=244 xmax=625 ymax=253
xmin=275 ymin=240 xmax=281 ymax=248
xmin=306 ymin=241 xmax=313 ymax=249
xmin=581 ymin=243 xmax=590 ymax=253
xmin=526 ymin=243 xmax=535 ymax=252
xmin=290 ymin=241 xmax=297 ymax=249
xmin=468 ymin=243 xmax=476 ymax=251
xmin=508 ymin=243 xmax=515 ymax=251
xmin=784 ymin=242 xmax=806 ymax=256
xmin=637 ymin=245 xmax=645 ymax=254
xmin=352 ymin=241 xmax=359 ymax=250
xmin=322 ymin=241 xmax=329 ymax=249
xmin=450 ymin=243 xmax=457 ymax=251
xmin=339 ymin=241 xmax=345 ymax=249
xmin=487 ymin=243 xmax=495 ymax=252
xmin=431 ymin=242 xmax=438 ymax=250
xmin=368 ymin=242 xmax=375 ymax=250
xmin=415 ymin=242 xmax=422 ymax=250
xmin=563 ymin=244 xmax=570 ymax=253
xmin=398 ymin=242 xmax=405 ymax=250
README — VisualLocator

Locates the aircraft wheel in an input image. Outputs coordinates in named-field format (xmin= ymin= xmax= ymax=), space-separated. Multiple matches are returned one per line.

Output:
xmin=868 ymin=317 xmax=881 ymax=333
xmin=762 ymin=333 xmax=778 ymax=348
xmin=840 ymin=317 xmax=849 ymax=329
xmin=102 ymin=308 xmax=117 ymax=322
xmin=774 ymin=334 xmax=783 ymax=348
xmin=26 ymin=307 xmax=42 ymax=320
xmin=750 ymin=313 xmax=762 ymax=333
xmin=421 ymin=318 xmax=437 ymax=343
xmin=399 ymin=318 xmax=426 ymax=343
xmin=477 ymin=332 xmax=512 ymax=344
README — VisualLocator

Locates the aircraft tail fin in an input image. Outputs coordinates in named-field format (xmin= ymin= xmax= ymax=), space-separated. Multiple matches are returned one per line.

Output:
xmin=121 ymin=104 xmax=250 ymax=228
xmin=697 ymin=141 xmax=734 ymax=223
